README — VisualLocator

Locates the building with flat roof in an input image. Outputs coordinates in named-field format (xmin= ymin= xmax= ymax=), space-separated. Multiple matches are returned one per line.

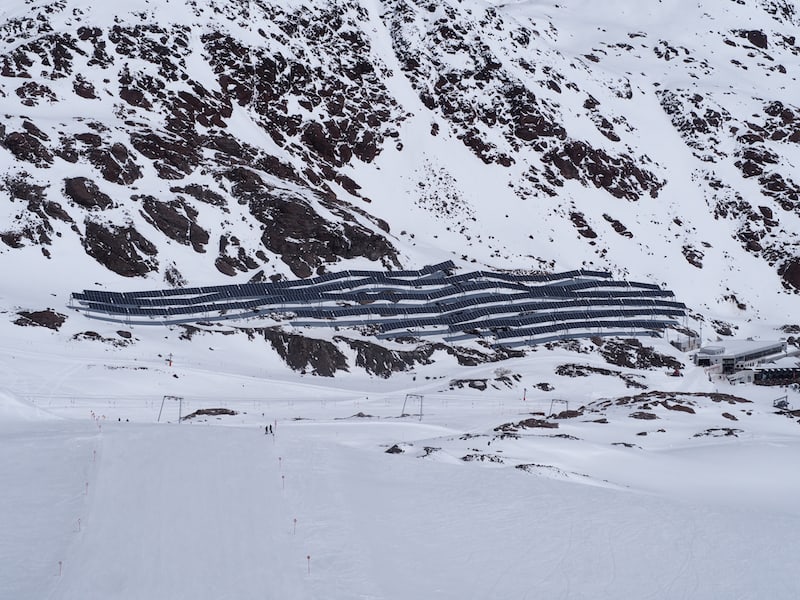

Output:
xmin=693 ymin=340 xmax=787 ymax=374
xmin=753 ymin=356 xmax=800 ymax=386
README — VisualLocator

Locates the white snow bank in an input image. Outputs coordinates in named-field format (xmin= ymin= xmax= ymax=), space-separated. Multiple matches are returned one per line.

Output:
xmin=0 ymin=390 xmax=59 ymax=427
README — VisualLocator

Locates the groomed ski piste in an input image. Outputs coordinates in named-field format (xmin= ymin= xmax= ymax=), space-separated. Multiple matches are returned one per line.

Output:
xmin=69 ymin=262 xmax=687 ymax=346
xmin=2 ymin=309 xmax=800 ymax=600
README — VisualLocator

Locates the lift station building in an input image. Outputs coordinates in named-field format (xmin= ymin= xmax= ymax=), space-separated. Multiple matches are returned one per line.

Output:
xmin=693 ymin=340 xmax=787 ymax=374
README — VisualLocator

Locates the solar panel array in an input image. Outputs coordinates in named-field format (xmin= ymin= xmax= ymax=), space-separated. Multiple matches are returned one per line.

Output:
xmin=70 ymin=261 xmax=686 ymax=347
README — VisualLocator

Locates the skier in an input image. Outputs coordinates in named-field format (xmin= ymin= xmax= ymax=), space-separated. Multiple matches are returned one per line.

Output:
xmin=265 ymin=425 xmax=269 ymax=435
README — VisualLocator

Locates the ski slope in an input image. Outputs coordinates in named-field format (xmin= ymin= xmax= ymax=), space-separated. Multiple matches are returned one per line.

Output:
xmin=2 ymin=343 xmax=800 ymax=599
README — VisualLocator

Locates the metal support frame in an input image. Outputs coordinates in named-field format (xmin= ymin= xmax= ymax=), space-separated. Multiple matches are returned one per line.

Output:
xmin=773 ymin=395 xmax=790 ymax=410
xmin=548 ymin=398 xmax=568 ymax=417
xmin=158 ymin=395 xmax=184 ymax=423
xmin=401 ymin=393 xmax=424 ymax=421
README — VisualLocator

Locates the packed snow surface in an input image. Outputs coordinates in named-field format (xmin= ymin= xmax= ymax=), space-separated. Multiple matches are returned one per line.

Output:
xmin=1 ymin=321 xmax=799 ymax=600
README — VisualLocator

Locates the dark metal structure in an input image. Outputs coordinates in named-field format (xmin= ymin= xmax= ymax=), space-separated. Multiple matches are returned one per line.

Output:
xmin=69 ymin=261 xmax=686 ymax=347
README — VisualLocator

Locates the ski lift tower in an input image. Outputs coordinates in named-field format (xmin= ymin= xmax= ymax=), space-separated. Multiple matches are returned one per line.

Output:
xmin=549 ymin=398 xmax=568 ymax=417
xmin=158 ymin=395 xmax=184 ymax=423
xmin=401 ymin=394 xmax=424 ymax=421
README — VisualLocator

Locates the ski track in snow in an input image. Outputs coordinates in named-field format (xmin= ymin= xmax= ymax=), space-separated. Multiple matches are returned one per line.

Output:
xmin=3 ymin=387 xmax=798 ymax=599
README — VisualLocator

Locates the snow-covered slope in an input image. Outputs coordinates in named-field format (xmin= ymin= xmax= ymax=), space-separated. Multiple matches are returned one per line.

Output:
xmin=0 ymin=0 xmax=798 ymax=336
xmin=2 ymin=5 xmax=800 ymax=596
xmin=2 ymin=335 xmax=800 ymax=599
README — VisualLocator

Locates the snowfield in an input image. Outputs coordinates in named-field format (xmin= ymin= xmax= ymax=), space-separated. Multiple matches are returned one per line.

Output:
xmin=2 ymin=318 xmax=799 ymax=600
xmin=2 ymin=0 xmax=800 ymax=597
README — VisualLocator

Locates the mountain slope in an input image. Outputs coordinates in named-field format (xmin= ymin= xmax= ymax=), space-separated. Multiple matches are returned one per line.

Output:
xmin=1 ymin=0 xmax=799 ymax=339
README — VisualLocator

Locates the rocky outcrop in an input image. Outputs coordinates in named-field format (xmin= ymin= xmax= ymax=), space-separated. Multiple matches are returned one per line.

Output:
xmin=2 ymin=130 xmax=53 ymax=167
xmin=136 ymin=195 xmax=209 ymax=253
xmin=82 ymin=220 xmax=159 ymax=277
xmin=248 ymin=186 xmax=399 ymax=277
xmin=659 ymin=90 xmax=800 ymax=290
xmin=64 ymin=177 xmax=113 ymax=210
xmin=14 ymin=309 xmax=66 ymax=330
xmin=338 ymin=338 xmax=436 ymax=377
xmin=258 ymin=328 xmax=349 ymax=377
xmin=384 ymin=0 xmax=663 ymax=200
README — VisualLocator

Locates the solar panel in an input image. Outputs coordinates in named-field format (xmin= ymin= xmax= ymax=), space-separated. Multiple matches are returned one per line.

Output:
xmin=71 ymin=262 xmax=686 ymax=343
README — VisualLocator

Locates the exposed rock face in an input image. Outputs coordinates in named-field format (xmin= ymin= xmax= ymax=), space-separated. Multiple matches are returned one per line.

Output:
xmin=77 ymin=136 xmax=142 ymax=185
xmin=384 ymin=0 xmax=663 ymax=201
xmin=779 ymin=259 xmax=800 ymax=291
xmin=258 ymin=328 xmax=349 ymax=377
xmin=215 ymin=233 xmax=260 ymax=276
xmin=233 ymin=326 xmax=526 ymax=377
xmin=14 ymin=309 xmax=66 ymax=330
xmin=170 ymin=184 xmax=227 ymax=208
xmin=64 ymin=177 xmax=113 ymax=210
xmin=659 ymin=90 xmax=800 ymax=287
xmin=136 ymin=195 xmax=209 ymax=253
xmin=0 ymin=2 xmax=405 ymax=283
xmin=338 ymin=338 xmax=436 ymax=377
xmin=250 ymin=188 xmax=400 ymax=277
xmin=2 ymin=130 xmax=53 ymax=166
xmin=596 ymin=339 xmax=683 ymax=371
xmin=0 ymin=172 xmax=64 ymax=248
xmin=82 ymin=220 xmax=159 ymax=277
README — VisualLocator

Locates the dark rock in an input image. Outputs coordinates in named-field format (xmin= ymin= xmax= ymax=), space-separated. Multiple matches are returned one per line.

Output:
xmin=569 ymin=211 xmax=597 ymax=238
xmin=136 ymin=195 xmax=209 ymax=252
xmin=130 ymin=131 xmax=199 ymax=180
xmin=84 ymin=142 xmax=142 ymax=185
xmin=693 ymin=427 xmax=742 ymax=438
xmin=554 ymin=410 xmax=583 ymax=419
xmin=170 ymin=184 xmax=227 ymax=208
xmin=64 ymin=177 xmax=113 ymax=210
xmin=220 ymin=167 xmax=264 ymax=203
xmin=662 ymin=401 xmax=695 ymax=414
xmin=82 ymin=219 xmax=159 ymax=277
xmin=737 ymin=29 xmax=768 ymax=49
xmin=43 ymin=201 xmax=73 ymax=223
xmin=181 ymin=408 xmax=238 ymax=420
xmin=779 ymin=259 xmax=800 ymax=291
xmin=630 ymin=411 xmax=658 ymax=420
xmin=543 ymin=140 xmax=663 ymax=200
xmin=710 ymin=320 xmax=736 ymax=336
xmin=338 ymin=338 xmax=435 ymax=377
xmin=15 ymin=81 xmax=56 ymax=106
xmin=73 ymin=75 xmax=97 ymax=98
xmin=14 ymin=309 xmax=66 ymax=330
xmin=258 ymin=328 xmax=348 ymax=377
xmin=449 ymin=378 xmax=488 ymax=391
xmin=682 ymin=244 xmax=704 ymax=268
xmin=495 ymin=418 xmax=559 ymax=433
xmin=603 ymin=214 xmax=633 ymax=238
xmin=3 ymin=172 xmax=47 ymax=203
xmin=598 ymin=338 xmax=683 ymax=370
xmin=3 ymin=132 xmax=53 ymax=166
xmin=249 ymin=188 xmax=398 ymax=278
xmin=120 ymin=86 xmax=152 ymax=108
xmin=214 ymin=234 xmax=260 ymax=275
